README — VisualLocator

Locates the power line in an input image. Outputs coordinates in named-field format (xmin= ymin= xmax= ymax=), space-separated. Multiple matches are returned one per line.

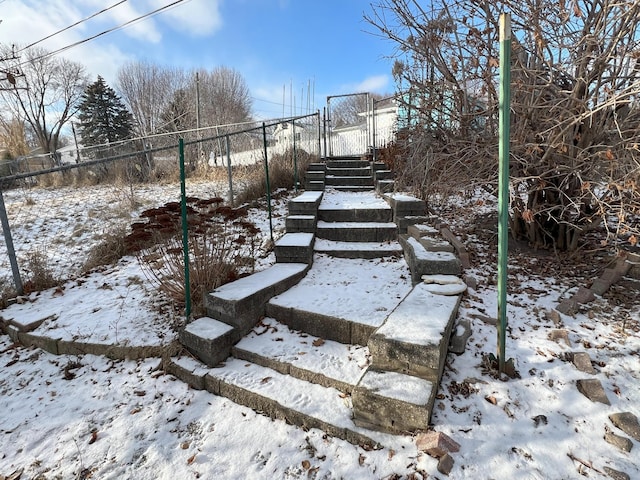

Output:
xmin=15 ymin=0 xmax=188 ymax=67
xmin=17 ymin=0 xmax=129 ymax=53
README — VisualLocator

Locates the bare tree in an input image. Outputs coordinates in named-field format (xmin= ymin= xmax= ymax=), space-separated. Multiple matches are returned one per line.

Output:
xmin=330 ymin=93 xmax=386 ymax=128
xmin=195 ymin=66 xmax=252 ymax=127
xmin=0 ymin=46 xmax=87 ymax=155
xmin=368 ymin=0 xmax=640 ymax=251
xmin=116 ymin=60 xmax=187 ymax=137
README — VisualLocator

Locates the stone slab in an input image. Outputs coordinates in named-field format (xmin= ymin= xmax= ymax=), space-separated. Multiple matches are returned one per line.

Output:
xmin=572 ymin=352 xmax=595 ymax=374
xmin=420 ymin=237 xmax=455 ymax=253
xmin=205 ymin=263 xmax=309 ymax=335
xmin=285 ymin=214 xmax=317 ymax=233
xmin=609 ymin=412 xmax=640 ymax=441
xmin=352 ymin=369 xmax=435 ymax=433
xmin=179 ymin=317 xmax=235 ymax=367
xmin=368 ymin=284 xmax=461 ymax=381
xmin=603 ymin=467 xmax=630 ymax=480
xmin=604 ymin=432 xmax=633 ymax=453
xmin=576 ymin=378 xmax=610 ymax=405
xmin=399 ymin=235 xmax=461 ymax=283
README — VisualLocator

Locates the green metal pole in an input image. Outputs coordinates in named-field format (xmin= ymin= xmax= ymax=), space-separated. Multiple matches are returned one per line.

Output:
xmin=262 ymin=122 xmax=274 ymax=242
xmin=179 ymin=138 xmax=192 ymax=321
xmin=292 ymin=120 xmax=298 ymax=192
xmin=497 ymin=13 xmax=512 ymax=373
xmin=225 ymin=135 xmax=234 ymax=205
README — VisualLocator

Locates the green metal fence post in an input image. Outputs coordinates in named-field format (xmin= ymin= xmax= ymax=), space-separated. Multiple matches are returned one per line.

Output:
xmin=225 ymin=134 xmax=234 ymax=205
xmin=262 ymin=122 xmax=274 ymax=242
xmin=179 ymin=138 xmax=192 ymax=321
xmin=497 ymin=12 xmax=512 ymax=374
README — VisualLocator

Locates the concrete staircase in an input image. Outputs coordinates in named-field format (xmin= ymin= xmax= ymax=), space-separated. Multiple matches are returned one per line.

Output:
xmin=175 ymin=155 xmax=467 ymax=447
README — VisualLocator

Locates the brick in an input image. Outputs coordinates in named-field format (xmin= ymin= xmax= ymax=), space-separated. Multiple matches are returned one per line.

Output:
xmin=416 ymin=431 xmax=461 ymax=457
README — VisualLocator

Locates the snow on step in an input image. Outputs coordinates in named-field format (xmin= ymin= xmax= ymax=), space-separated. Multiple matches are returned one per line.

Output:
xmin=233 ymin=317 xmax=368 ymax=393
xmin=369 ymin=283 xmax=461 ymax=382
xmin=268 ymin=255 xmax=411 ymax=324
xmin=320 ymin=190 xmax=391 ymax=210
xmin=179 ymin=317 xmax=235 ymax=367
xmin=353 ymin=369 xmax=436 ymax=433
xmin=317 ymin=221 xmax=397 ymax=229
xmin=207 ymin=357 xmax=414 ymax=449
xmin=314 ymin=239 xmax=402 ymax=259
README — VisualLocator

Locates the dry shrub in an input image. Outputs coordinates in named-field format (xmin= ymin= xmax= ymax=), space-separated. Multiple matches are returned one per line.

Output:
xmin=235 ymin=148 xmax=316 ymax=205
xmin=22 ymin=248 xmax=60 ymax=294
xmin=83 ymin=224 xmax=130 ymax=272
xmin=137 ymin=226 xmax=247 ymax=317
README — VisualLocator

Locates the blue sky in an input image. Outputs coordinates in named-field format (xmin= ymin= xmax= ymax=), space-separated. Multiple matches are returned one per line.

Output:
xmin=1 ymin=0 xmax=396 ymax=119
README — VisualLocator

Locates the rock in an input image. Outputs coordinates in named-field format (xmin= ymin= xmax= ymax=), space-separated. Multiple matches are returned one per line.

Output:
xmin=574 ymin=286 xmax=596 ymax=304
xmin=590 ymin=278 xmax=611 ymax=296
xmin=604 ymin=432 xmax=633 ymax=453
xmin=423 ymin=282 xmax=467 ymax=296
xmin=548 ymin=329 xmax=571 ymax=347
xmin=572 ymin=352 xmax=595 ymax=374
xmin=416 ymin=431 xmax=460 ymax=457
xmin=449 ymin=319 xmax=472 ymax=355
xmin=603 ymin=466 xmax=630 ymax=480
xmin=463 ymin=275 xmax=477 ymax=290
xmin=437 ymin=453 xmax=454 ymax=476
xmin=576 ymin=379 xmax=610 ymax=405
xmin=609 ymin=412 xmax=640 ymax=441
xmin=545 ymin=309 xmax=562 ymax=326
xmin=556 ymin=298 xmax=578 ymax=316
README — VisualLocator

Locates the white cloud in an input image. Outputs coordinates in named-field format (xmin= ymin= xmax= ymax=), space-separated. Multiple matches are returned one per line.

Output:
xmin=148 ymin=0 xmax=223 ymax=37
xmin=351 ymin=74 xmax=390 ymax=94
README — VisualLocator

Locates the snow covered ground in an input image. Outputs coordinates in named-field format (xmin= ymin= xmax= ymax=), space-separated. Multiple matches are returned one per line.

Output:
xmin=1 ymin=183 xmax=639 ymax=479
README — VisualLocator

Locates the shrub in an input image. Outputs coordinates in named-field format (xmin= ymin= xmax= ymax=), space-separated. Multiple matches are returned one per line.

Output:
xmin=22 ymin=248 xmax=60 ymax=294
xmin=83 ymin=224 xmax=130 ymax=273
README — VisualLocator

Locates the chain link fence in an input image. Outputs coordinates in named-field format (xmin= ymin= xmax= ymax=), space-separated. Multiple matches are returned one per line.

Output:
xmin=0 ymin=113 xmax=321 ymax=310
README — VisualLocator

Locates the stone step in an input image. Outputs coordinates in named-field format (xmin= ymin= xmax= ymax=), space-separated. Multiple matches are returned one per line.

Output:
xmin=305 ymin=181 xmax=325 ymax=191
xmin=232 ymin=317 xmax=369 ymax=393
xmin=314 ymin=239 xmax=403 ymax=259
xmin=307 ymin=163 xmax=327 ymax=172
xmin=180 ymin=317 xmax=236 ymax=367
xmin=368 ymin=283 xmax=462 ymax=382
xmin=383 ymin=193 xmax=427 ymax=220
xmin=316 ymin=221 xmax=397 ymax=242
xmin=376 ymin=180 xmax=394 ymax=194
xmin=288 ymin=190 xmax=323 ymax=215
xmin=285 ymin=214 xmax=316 ymax=233
xmin=330 ymin=185 xmax=376 ymax=192
xmin=326 ymin=167 xmax=372 ymax=177
xmin=326 ymin=159 xmax=369 ymax=169
xmin=265 ymin=301 xmax=377 ymax=346
xmin=374 ymin=170 xmax=394 ymax=181
xmin=325 ymin=175 xmax=374 ymax=187
xmin=274 ymin=232 xmax=315 ymax=264
xmin=353 ymin=369 xmax=436 ymax=434
xmin=265 ymin=255 xmax=411 ymax=346
xmin=399 ymin=234 xmax=461 ymax=283
xmin=318 ymin=207 xmax=392 ymax=223
xmin=177 ymin=356 xmax=410 ymax=449
xmin=306 ymin=171 xmax=326 ymax=181
xmin=204 ymin=263 xmax=310 ymax=337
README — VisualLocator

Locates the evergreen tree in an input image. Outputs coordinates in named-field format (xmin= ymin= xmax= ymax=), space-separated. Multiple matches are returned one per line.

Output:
xmin=77 ymin=76 xmax=133 ymax=147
